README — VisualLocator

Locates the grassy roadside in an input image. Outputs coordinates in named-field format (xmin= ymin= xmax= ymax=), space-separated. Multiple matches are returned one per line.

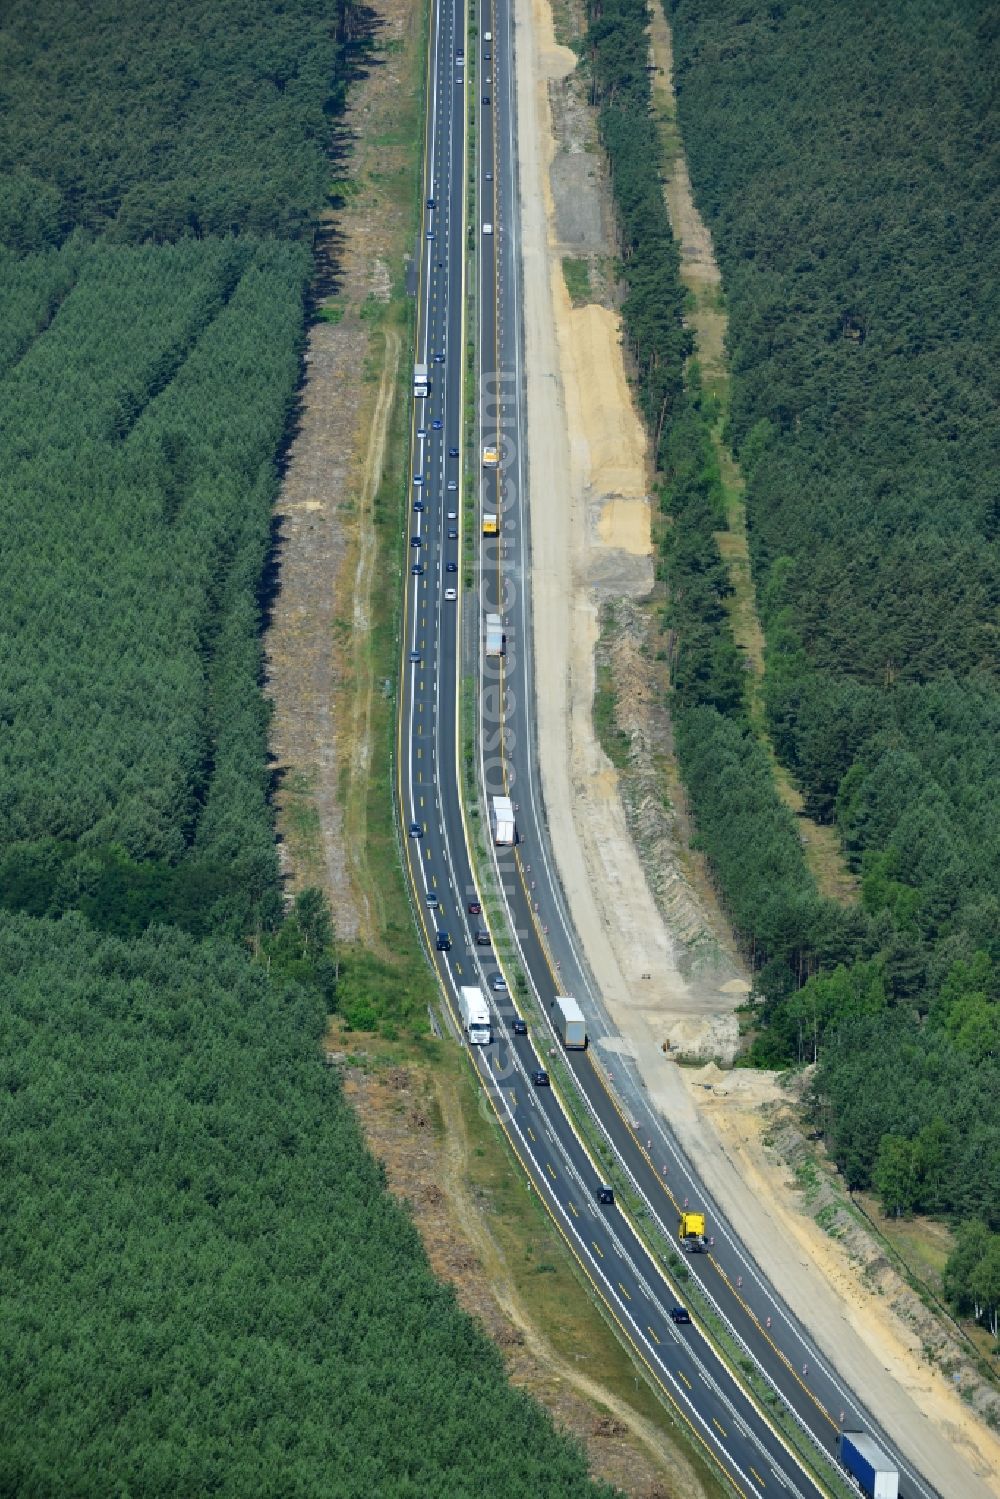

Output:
xmin=334 ymin=1024 xmax=730 ymax=1498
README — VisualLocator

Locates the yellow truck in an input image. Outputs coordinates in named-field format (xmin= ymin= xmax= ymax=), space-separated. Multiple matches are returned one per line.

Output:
xmin=679 ymin=1211 xmax=708 ymax=1253
xmin=482 ymin=444 xmax=499 ymax=468
xmin=482 ymin=512 xmax=499 ymax=535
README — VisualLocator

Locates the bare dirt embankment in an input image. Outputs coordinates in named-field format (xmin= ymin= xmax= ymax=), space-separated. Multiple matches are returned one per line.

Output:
xmin=263 ymin=0 xmax=718 ymax=1486
xmin=337 ymin=1044 xmax=704 ymax=1499
xmin=515 ymin=0 xmax=748 ymax=1069
xmin=515 ymin=0 xmax=1000 ymax=1490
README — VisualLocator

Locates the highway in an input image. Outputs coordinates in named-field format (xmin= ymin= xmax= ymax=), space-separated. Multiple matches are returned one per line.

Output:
xmin=396 ymin=0 xmax=936 ymax=1496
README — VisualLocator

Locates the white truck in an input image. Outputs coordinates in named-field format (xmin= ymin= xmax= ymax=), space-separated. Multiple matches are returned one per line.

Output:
xmin=554 ymin=995 xmax=587 ymax=1050
xmin=459 ymin=985 xmax=491 ymax=1046
xmin=491 ymin=794 xmax=515 ymax=846
xmin=413 ymin=362 xmax=429 ymax=398
xmin=838 ymin=1433 xmax=898 ymax=1499
xmin=485 ymin=612 xmax=505 ymax=658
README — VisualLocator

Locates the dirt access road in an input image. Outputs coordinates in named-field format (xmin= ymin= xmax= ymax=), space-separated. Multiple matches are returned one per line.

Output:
xmin=512 ymin=0 xmax=1000 ymax=1491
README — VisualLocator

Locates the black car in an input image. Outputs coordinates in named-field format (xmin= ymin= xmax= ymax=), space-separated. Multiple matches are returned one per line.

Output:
xmin=413 ymin=499 xmax=425 ymax=511
xmin=596 ymin=1185 xmax=615 ymax=1206
xmin=409 ymin=822 xmax=423 ymax=838
xmin=411 ymin=563 xmax=424 ymax=575
xmin=449 ymin=446 xmax=459 ymax=458
xmin=435 ymin=930 xmax=452 ymax=952
xmin=531 ymin=1069 xmax=549 ymax=1088
xmin=411 ymin=535 xmax=422 ymax=547
xmin=446 ymin=561 xmax=458 ymax=573
xmin=468 ymin=900 xmax=482 ymax=915
xmin=482 ymin=95 xmax=491 ymax=105
xmin=474 ymin=930 xmax=491 ymax=947
xmin=669 ymin=1306 xmax=691 ymax=1325
xmin=511 ymin=1016 xmax=527 ymax=1036
xmin=447 ymin=528 xmax=459 ymax=540
xmin=427 ymin=197 xmax=436 ymax=208
xmin=433 ymin=351 xmax=446 ymax=363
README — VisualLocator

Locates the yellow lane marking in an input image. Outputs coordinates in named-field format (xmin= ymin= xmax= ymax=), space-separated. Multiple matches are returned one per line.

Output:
xmin=750 ymin=1468 xmax=765 ymax=1488
xmin=569 ymin=1202 xmax=579 ymax=1217
xmin=679 ymin=1371 xmax=692 ymax=1390
xmin=592 ymin=1241 xmax=604 ymax=1259
xmin=526 ymin=1126 xmax=535 ymax=1142
xmin=618 ymin=1282 xmax=631 ymax=1301
xmin=648 ymin=1325 xmax=660 ymax=1345
xmin=546 ymin=1162 xmax=557 ymax=1180
xmin=713 ymin=1417 xmax=727 ymax=1439
xmin=709 ymin=1258 xmax=838 ymax=1431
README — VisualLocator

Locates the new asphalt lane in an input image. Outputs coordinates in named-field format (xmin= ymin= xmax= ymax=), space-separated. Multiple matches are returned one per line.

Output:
xmin=396 ymin=1 xmax=934 ymax=1495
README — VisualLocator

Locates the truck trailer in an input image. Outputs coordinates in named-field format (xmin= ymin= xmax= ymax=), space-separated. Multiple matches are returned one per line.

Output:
xmin=838 ymin=1432 xmax=898 ymax=1499
xmin=413 ymin=362 xmax=429 ymax=398
xmin=482 ymin=443 xmax=499 ymax=467
xmin=458 ymin=985 xmax=492 ymax=1046
xmin=491 ymin=794 xmax=515 ymax=846
xmin=485 ymin=612 xmax=505 ymax=657
xmin=553 ymin=995 xmax=587 ymax=1049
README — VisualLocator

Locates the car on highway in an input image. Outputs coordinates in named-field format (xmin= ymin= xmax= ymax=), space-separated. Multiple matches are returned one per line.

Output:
xmin=410 ymin=536 xmax=422 ymax=547
xmin=426 ymin=893 xmax=439 ymax=908
xmin=447 ymin=509 xmax=457 ymax=519
xmin=417 ymin=427 xmax=427 ymax=437
xmin=426 ymin=197 xmax=436 ymax=208
xmin=669 ymin=1306 xmax=691 ymax=1325
xmin=484 ymin=49 xmax=491 ymax=60
xmin=435 ymin=930 xmax=452 ymax=951
xmin=411 ymin=563 xmax=424 ymax=575
xmin=511 ymin=1016 xmax=527 ymax=1035
xmin=531 ymin=1069 xmax=549 ymax=1088
xmin=408 ymin=650 xmax=420 ymax=663
xmin=449 ymin=446 xmax=459 ymax=458
xmin=447 ymin=479 xmax=457 ymax=490
xmin=467 ymin=900 xmax=482 ymax=914
xmin=444 ymin=586 xmax=457 ymax=601
xmin=489 ymin=973 xmax=507 ymax=992
xmin=482 ymin=95 xmax=490 ymax=106
xmin=413 ymin=474 xmax=424 ymax=485
xmin=409 ymin=822 xmax=422 ymax=837
xmin=433 ymin=351 xmax=445 ymax=363
xmin=426 ymin=229 xmax=434 ymax=239
xmin=474 ymin=930 xmax=491 ymax=947
xmin=447 ymin=528 xmax=458 ymax=540
xmin=596 ymin=1185 xmax=615 ymax=1206
xmin=433 ymin=419 xmax=443 ymax=430
xmin=446 ymin=561 xmax=457 ymax=573
xmin=485 ymin=171 xmax=493 ymax=182
xmin=413 ymin=499 xmax=425 ymax=511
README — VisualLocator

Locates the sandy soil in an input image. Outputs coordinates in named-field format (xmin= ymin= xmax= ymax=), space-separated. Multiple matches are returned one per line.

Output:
xmin=515 ymin=0 xmax=745 ymax=1056
xmin=515 ymin=0 xmax=1000 ymax=1491
xmin=677 ymin=1065 xmax=1000 ymax=1496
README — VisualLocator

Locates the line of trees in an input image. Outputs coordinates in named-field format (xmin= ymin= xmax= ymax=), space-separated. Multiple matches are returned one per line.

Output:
xmin=582 ymin=0 xmax=999 ymax=1238
xmin=0 ymin=914 xmax=613 ymax=1498
xmin=0 ymin=0 xmax=621 ymax=1490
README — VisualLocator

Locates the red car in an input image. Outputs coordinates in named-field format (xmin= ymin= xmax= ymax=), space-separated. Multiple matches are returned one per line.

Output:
xmin=468 ymin=900 xmax=482 ymax=915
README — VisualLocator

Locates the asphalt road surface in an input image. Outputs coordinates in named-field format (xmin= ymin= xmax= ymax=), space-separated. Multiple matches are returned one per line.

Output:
xmin=395 ymin=1 xmax=935 ymax=1495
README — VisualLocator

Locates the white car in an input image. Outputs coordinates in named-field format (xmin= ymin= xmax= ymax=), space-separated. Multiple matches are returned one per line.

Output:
xmin=444 ymin=587 xmax=458 ymax=601
xmin=482 ymin=223 xmax=493 ymax=236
